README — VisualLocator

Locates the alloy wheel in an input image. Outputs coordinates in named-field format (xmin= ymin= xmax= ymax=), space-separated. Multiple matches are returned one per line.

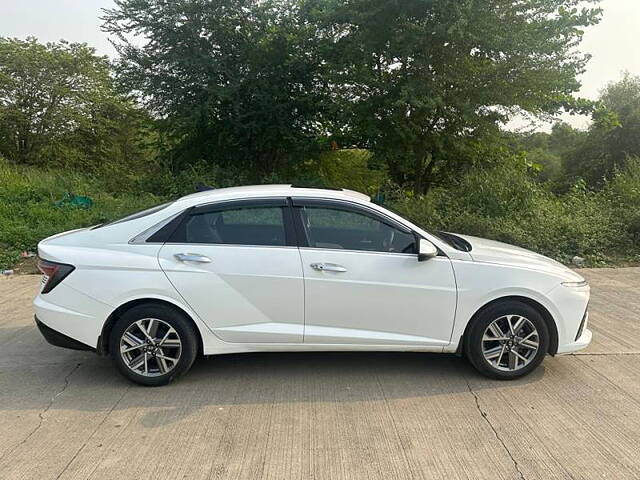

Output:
xmin=482 ymin=314 xmax=540 ymax=371
xmin=119 ymin=318 xmax=182 ymax=377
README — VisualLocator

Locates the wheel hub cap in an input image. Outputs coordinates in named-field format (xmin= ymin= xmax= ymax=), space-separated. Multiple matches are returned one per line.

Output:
xmin=482 ymin=314 xmax=540 ymax=372
xmin=120 ymin=318 xmax=182 ymax=377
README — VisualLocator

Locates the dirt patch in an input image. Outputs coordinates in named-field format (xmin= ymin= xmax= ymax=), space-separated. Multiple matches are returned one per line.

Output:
xmin=10 ymin=257 xmax=40 ymax=275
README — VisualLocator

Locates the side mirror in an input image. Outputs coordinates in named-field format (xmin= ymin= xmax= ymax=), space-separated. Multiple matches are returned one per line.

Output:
xmin=418 ymin=239 xmax=438 ymax=261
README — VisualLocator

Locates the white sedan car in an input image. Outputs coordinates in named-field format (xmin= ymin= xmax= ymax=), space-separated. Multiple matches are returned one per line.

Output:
xmin=34 ymin=185 xmax=591 ymax=386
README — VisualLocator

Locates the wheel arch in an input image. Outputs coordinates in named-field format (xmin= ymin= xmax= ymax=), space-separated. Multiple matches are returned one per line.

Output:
xmin=98 ymin=298 xmax=205 ymax=356
xmin=458 ymin=295 xmax=559 ymax=356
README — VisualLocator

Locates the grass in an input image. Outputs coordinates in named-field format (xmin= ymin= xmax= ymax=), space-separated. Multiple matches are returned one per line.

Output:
xmin=0 ymin=157 xmax=163 ymax=270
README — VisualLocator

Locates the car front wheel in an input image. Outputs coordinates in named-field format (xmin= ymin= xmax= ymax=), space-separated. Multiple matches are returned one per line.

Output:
xmin=109 ymin=303 xmax=198 ymax=386
xmin=465 ymin=300 xmax=550 ymax=380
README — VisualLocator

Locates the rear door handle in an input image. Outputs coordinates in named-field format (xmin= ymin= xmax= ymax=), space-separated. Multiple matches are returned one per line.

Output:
xmin=310 ymin=262 xmax=347 ymax=273
xmin=174 ymin=253 xmax=212 ymax=263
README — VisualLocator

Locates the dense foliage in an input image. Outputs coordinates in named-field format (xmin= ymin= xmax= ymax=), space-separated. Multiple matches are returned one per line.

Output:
xmin=2 ymin=1 xmax=640 ymax=270
xmin=308 ymin=0 xmax=600 ymax=193
xmin=0 ymin=38 xmax=153 ymax=173
xmin=3 ymin=149 xmax=640 ymax=271
xmin=102 ymin=0 xmax=601 ymax=191
xmin=564 ymin=74 xmax=640 ymax=187
xmin=102 ymin=0 xmax=329 ymax=176
xmin=388 ymin=159 xmax=640 ymax=265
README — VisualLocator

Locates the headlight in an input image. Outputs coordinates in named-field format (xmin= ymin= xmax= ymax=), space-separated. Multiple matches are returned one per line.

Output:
xmin=561 ymin=280 xmax=588 ymax=288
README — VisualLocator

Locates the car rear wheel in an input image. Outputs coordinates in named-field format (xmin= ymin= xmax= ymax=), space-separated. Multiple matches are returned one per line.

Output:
xmin=465 ymin=300 xmax=549 ymax=380
xmin=110 ymin=304 xmax=198 ymax=386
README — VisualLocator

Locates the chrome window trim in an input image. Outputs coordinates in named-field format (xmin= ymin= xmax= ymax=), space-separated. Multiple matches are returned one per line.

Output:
xmin=160 ymin=243 xmax=299 ymax=250
xmin=297 ymin=246 xmax=418 ymax=258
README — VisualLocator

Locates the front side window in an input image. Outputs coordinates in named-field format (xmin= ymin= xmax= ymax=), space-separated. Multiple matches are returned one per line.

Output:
xmin=299 ymin=205 xmax=416 ymax=253
xmin=172 ymin=205 xmax=287 ymax=246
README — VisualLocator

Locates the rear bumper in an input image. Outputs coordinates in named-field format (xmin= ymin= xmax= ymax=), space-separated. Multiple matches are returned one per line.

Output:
xmin=35 ymin=316 xmax=94 ymax=351
xmin=33 ymin=284 xmax=110 ymax=349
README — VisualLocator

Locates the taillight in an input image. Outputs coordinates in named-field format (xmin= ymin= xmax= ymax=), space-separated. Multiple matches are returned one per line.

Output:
xmin=37 ymin=259 xmax=75 ymax=294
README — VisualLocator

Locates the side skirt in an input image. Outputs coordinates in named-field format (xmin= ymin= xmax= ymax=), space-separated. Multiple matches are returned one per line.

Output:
xmin=202 ymin=343 xmax=451 ymax=356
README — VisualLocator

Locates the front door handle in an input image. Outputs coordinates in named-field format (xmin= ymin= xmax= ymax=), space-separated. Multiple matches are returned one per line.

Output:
xmin=310 ymin=262 xmax=347 ymax=273
xmin=174 ymin=253 xmax=212 ymax=263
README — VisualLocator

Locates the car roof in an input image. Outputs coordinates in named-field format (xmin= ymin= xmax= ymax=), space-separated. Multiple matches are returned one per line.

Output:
xmin=175 ymin=184 xmax=371 ymax=206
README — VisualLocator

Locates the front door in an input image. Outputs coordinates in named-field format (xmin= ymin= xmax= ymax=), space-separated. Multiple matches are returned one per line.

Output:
xmin=158 ymin=198 xmax=304 ymax=343
xmin=292 ymin=199 xmax=457 ymax=346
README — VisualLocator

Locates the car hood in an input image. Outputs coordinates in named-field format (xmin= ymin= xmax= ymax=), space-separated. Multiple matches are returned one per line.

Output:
xmin=452 ymin=233 xmax=585 ymax=281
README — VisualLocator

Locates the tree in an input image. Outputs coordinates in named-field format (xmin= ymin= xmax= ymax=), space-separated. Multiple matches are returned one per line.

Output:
xmin=102 ymin=0 xmax=328 ymax=178
xmin=0 ymin=37 xmax=142 ymax=168
xmin=564 ymin=73 xmax=640 ymax=187
xmin=505 ymin=122 xmax=585 ymax=185
xmin=309 ymin=0 xmax=601 ymax=193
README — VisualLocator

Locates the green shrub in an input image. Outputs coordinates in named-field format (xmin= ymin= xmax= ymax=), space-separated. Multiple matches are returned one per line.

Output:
xmin=387 ymin=161 xmax=639 ymax=265
xmin=603 ymin=158 xmax=640 ymax=244
xmin=316 ymin=149 xmax=387 ymax=195
xmin=2 ymin=152 xmax=640 ymax=271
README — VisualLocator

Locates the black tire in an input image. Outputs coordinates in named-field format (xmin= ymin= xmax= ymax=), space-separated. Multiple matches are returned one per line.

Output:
xmin=109 ymin=303 xmax=198 ymax=386
xmin=465 ymin=300 xmax=549 ymax=380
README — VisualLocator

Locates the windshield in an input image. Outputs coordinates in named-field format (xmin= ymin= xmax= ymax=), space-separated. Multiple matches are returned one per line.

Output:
xmin=376 ymin=202 xmax=472 ymax=252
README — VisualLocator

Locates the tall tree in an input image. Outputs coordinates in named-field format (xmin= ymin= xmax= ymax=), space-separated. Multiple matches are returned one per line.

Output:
xmin=102 ymin=0 xmax=327 ymax=177
xmin=504 ymin=122 xmax=585 ymax=185
xmin=0 ymin=37 xmax=141 ymax=168
xmin=309 ymin=0 xmax=602 ymax=193
xmin=564 ymin=73 xmax=640 ymax=187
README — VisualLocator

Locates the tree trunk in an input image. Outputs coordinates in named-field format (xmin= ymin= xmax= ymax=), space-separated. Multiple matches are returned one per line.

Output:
xmin=412 ymin=151 xmax=436 ymax=195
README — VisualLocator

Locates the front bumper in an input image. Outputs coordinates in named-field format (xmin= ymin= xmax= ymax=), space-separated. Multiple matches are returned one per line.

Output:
xmin=547 ymin=281 xmax=591 ymax=354
xmin=35 ymin=316 xmax=94 ymax=351
xmin=556 ymin=328 xmax=592 ymax=354
xmin=556 ymin=308 xmax=591 ymax=354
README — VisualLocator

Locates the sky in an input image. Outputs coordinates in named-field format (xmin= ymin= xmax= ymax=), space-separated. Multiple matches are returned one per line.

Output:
xmin=2 ymin=0 xmax=639 ymax=131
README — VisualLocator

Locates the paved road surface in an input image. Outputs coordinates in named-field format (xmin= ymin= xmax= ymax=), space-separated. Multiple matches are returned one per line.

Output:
xmin=1 ymin=268 xmax=639 ymax=479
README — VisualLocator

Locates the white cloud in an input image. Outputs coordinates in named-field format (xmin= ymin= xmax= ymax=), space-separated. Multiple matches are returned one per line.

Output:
xmin=508 ymin=0 xmax=640 ymax=131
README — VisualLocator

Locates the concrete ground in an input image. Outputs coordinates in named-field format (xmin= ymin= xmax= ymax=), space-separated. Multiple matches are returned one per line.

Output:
xmin=0 ymin=269 xmax=639 ymax=480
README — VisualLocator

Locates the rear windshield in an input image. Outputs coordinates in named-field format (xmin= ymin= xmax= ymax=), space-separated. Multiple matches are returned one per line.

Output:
xmin=92 ymin=202 xmax=173 ymax=229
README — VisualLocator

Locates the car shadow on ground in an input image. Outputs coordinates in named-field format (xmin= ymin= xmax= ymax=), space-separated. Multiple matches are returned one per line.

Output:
xmin=0 ymin=326 xmax=546 ymax=428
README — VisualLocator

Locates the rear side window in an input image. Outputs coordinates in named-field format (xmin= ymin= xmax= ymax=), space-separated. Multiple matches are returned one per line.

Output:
xmin=170 ymin=205 xmax=288 ymax=246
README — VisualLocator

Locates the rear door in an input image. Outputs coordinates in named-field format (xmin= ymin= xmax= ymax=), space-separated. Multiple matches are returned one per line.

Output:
xmin=158 ymin=198 xmax=304 ymax=343
xmin=292 ymin=198 xmax=457 ymax=346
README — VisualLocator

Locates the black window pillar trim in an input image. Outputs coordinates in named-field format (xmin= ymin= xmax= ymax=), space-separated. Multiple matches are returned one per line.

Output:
xmin=145 ymin=206 xmax=195 ymax=243
xmin=288 ymin=197 xmax=310 ymax=248
xmin=282 ymin=199 xmax=297 ymax=247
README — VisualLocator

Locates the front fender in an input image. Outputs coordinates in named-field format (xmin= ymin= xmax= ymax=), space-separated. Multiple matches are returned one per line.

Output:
xmin=448 ymin=260 xmax=566 ymax=352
